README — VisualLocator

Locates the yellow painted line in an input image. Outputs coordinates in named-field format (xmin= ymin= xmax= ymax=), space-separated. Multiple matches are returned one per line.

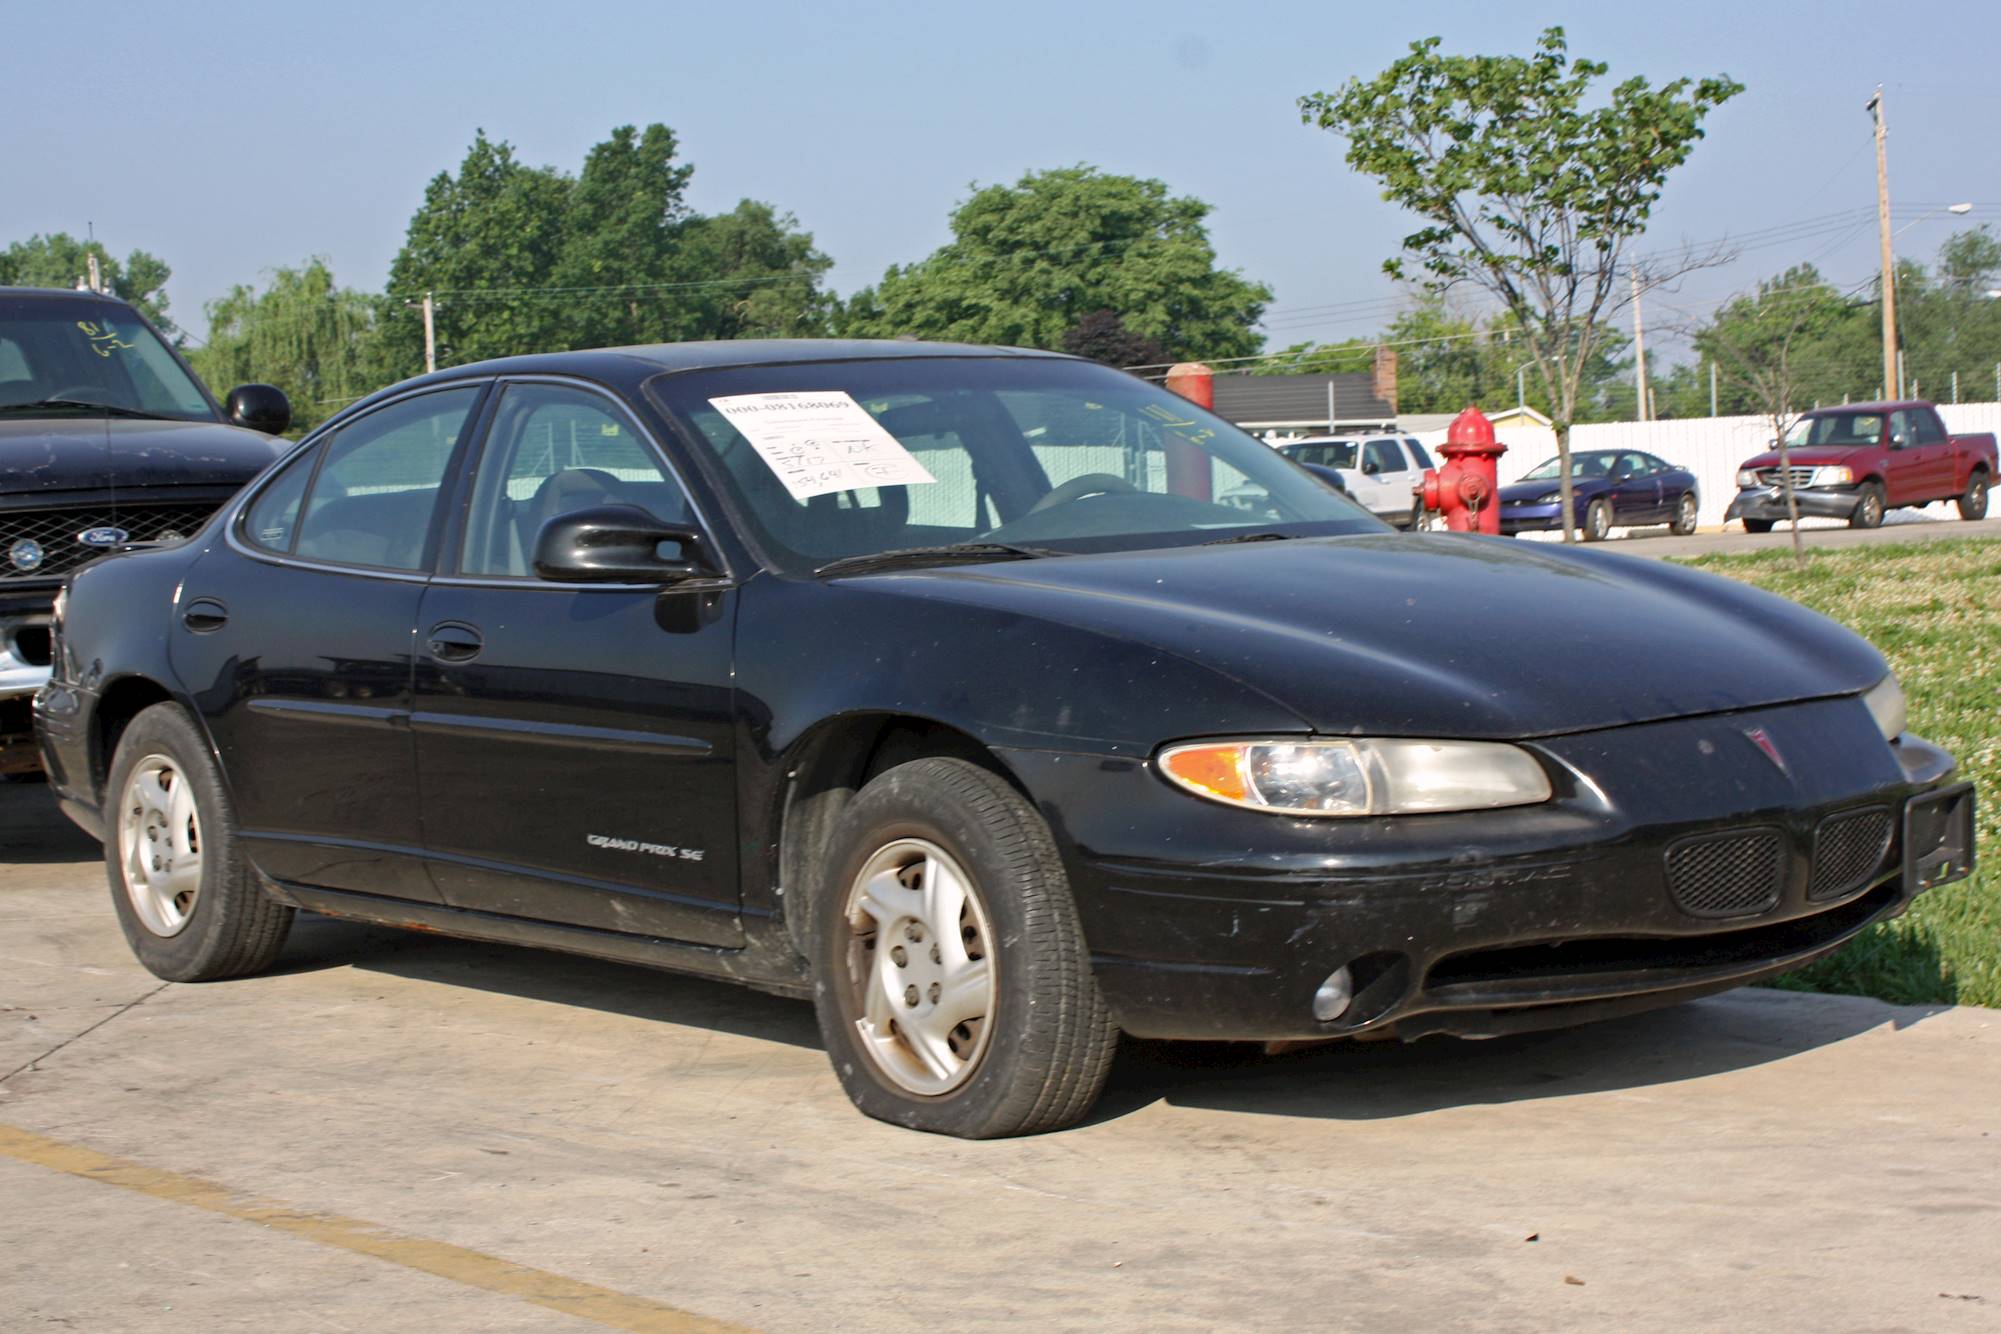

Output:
xmin=0 ymin=1122 xmax=753 ymax=1334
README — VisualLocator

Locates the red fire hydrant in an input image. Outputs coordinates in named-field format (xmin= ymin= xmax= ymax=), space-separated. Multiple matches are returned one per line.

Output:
xmin=1418 ymin=406 xmax=1508 ymax=534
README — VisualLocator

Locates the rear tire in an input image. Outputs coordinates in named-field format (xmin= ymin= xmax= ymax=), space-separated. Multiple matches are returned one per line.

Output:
xmin=1849 ymin=482 xmax=1886 ymax=529
xmin=1742 ymin=518 xmax=1774 ymax=533
xmin=811 ymin=757 xmax=1116 ymax=1138
xmin=104 ymin=703 xmax=292 ymax=982
xmin=1670 ymin=493 xmax=1699 ymax=536
xmin=1958 ymin=471 xmax=1989 ymax=521
xmin=1583 ymin=498 xmax=1612 ymax=542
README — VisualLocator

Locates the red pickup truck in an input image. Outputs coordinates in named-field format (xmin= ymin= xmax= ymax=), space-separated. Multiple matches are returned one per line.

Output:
xmin=1725 ymin=400 xmax=1996 ymax=530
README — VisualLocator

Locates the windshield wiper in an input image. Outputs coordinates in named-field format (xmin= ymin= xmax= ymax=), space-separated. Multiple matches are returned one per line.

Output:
xmin=0 ymin=398 xmax=170 ymax=420
xmin=815 ymin=543 xmax=1071 ymax=578
xmin=1199 ymin=531 xmax=1299 ymax=546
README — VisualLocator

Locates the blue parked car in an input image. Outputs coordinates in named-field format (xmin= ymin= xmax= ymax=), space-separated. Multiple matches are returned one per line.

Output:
xmin=1498 ymin=449 xmax=1699 ymax=540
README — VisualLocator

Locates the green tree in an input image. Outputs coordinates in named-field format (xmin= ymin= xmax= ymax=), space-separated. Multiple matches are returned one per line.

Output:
xmin=0 ymin=232 xmax=179 ymax=337
xmin=1252 ymin=336 xmax=1376 ymax=378
xmin=838 ymin=166 xmax=1269 ymax=360
xmin=675 ymin=199 xmax=833 ymax=340
xmin=1059 ymin=310 xmax=1168 ymax=368
xmin=380 ymin=130 xmax=575 ymax=377
xmin=188 ymin=258 xmax=382 ymax=434
xmin=1300 ymin=27 xmax=1741 ymax=539
xmin=1900 ymin=227 xmax=2001 ymax=401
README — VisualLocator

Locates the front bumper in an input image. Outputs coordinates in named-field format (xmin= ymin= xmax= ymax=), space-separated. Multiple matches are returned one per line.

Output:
xmin=1 ymin=603 xmax=55 ymax=774
xmin=1498 ymin=499 xmax=1570 ymax=534
xmin=1000 ymin=696 xmax=1971 ymax=1042
xmin=1725 ymin=486 xmax=1860 ymax=523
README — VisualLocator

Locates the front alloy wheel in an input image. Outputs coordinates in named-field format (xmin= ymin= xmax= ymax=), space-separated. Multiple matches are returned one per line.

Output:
xmin=841 ymin=838 xmax=996 ymax=1095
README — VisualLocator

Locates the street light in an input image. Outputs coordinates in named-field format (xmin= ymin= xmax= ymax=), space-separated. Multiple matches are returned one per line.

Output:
xmin=1894 ymin=201 xmax=1974 ymax=238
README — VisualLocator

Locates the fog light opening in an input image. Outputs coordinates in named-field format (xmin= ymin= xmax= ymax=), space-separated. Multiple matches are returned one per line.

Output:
xmin=1312 ymin=966 xmax=1355 ymax=1022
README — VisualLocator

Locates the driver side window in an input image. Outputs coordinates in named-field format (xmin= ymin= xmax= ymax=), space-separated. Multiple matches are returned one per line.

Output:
xmin=460 ymin=383 xmax=689 ymax=578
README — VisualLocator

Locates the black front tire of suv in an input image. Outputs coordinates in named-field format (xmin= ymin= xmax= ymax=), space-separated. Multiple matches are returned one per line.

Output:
xmin=104 ymin=703 xmax=293 ymax=982
xmin=810 ymin=757 xmax=1116 ymax=1138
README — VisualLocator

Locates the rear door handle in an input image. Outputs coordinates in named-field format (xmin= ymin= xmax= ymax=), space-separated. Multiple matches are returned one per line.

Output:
xmin=181 ymin=598 xmax=229 ymax=633
xmin=426 ymin=622 xmax=483 ymax=662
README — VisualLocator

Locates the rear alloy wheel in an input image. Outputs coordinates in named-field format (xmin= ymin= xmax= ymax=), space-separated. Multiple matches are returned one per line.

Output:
xmin=106 ymin=703 xmax=293 ymax=981
xmin=1959 ymin=471 xmax=1989 ymax=521
xmin=812 ymin=757 xmax=1116 ymax=1137
xmin=1849 ymin=482 xmax=1886 ymax=530
xmin=1670 ymin=493 xmax=1699 ymax=536
xmin=1583 ymin=497 xmax=1612 ymax=542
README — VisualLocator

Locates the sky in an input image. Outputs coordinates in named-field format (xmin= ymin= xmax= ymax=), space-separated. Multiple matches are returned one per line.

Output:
xmin=8 ymin=0 xmax=1998 ymax=364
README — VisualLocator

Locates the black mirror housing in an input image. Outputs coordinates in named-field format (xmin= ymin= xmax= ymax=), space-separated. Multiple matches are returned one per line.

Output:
xmin=226 ymin=383 xmax=292 ymax=435
xmin=532 ymin=505 xmax=717 ymax=584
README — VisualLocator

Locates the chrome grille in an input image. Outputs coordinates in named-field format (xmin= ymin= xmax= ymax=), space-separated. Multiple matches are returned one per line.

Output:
xmin=1666 ymin=829 xmax=1787 ymax=918
xmin=1756 ymin=466 xmax=1817 ymax=488
xmin=0 ymin=503 xmax=217 ymax=582
xmin=1809 ymin=809 xmax=1895 ymax=902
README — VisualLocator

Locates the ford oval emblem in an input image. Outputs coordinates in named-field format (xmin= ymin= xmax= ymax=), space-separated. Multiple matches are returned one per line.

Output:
xmin=77 ymin=526 xmax=129 ymax=548
xmin=8 ymin=537 xmax=44 ymax=572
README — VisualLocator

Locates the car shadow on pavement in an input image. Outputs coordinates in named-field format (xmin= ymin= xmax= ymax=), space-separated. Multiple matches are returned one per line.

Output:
xmin=1092 ymin=988 xmax=1950 ymax=1125
xmin=0 ymin=780 xmax=100 ymax=865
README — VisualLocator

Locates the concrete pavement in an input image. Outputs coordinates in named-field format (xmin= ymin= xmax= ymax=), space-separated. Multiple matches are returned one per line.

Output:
xmin=3 ymin=780 xmax=1999 ymax=1332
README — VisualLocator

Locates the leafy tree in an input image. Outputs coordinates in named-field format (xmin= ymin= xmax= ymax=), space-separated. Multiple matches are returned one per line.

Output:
xmin=188 ymin=258 xmax=382 ymax=434
xmin=1899 ymin=227 xmax=2001 ymax=401
xmin=675 ymin=200 xmax=833 ymax=340
xmin=1300 ymin=28 xmax=1741 ymax=539
xmin=1060 ymin=310 xmax=1167 ymax=368
xmin=0 ymin=232 xmax=180 ymax=337
xmin=378 ymin=125 xmax=833 ymax=377
xmin=1252 ymin=336 xmax=1376 ymax=378
xmin=838 ymin=166 xmax=1270 ymax=360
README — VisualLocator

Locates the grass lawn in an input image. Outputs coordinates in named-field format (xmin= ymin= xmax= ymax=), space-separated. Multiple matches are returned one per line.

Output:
xmin=1673 ymin=539 xmax=1999 ymax=1008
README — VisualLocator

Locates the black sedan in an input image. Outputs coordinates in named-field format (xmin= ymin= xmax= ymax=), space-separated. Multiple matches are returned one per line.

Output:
xmin=1499 ymin=449 xmax=1700 ymax=540
xmin=35 ymin=342 xmax=1973 ymax=1138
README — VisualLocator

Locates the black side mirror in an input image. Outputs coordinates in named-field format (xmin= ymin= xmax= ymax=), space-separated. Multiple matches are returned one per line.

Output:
xmin=1360 ymin=458 xmax=1381 ymax=475
xmin=226 ymin=383 xmax=292 ymax=435
xmin=533 ymin=505 xmax=718 ymax=584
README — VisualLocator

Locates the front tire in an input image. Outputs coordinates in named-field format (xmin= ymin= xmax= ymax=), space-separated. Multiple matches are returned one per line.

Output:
xmin=1583 ymin=498 xmax=1612 ymax=541
xmin=811 ymin=757 xmax=1116 ymax=1138
xmin=1849 ymin=482 xmax=1886 ymax=529
xmin=1959 ymin=471 xmax=1989 ymax=521
xmin=105 ymin=703 xmax=293 ymax=982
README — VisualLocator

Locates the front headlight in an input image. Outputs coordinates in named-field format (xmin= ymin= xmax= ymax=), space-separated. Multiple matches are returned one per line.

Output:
xmin=1862 ymin=674 xmax=1906 ymax=742
xmin=1157 ymin=738 xmax=1554 ymax=817
xmin=1809 ymin=465 xmax=1855 ymax=487
xmin=1534 ymin=492 xmax=1559 ymax=503
xmin=1736 ymin=469 xmax=1760 ymax=488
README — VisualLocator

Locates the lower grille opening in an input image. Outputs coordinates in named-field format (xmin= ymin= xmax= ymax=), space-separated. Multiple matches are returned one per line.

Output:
xmin=1423 ymin=885 xmax=1897 ymax=992
xmin=1665 ymin=828 xmax=1786 ymax=918
xmin=1809 ymin=808 xmax=1895 ymax=902
xmin=9 ymin=624 xmax=52 ymax=667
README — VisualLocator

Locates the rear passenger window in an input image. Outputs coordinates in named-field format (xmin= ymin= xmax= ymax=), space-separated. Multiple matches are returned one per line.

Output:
xmin=293 ymin=387 xmax=479 ymax=570
xmin=1405 ymin=437 xmax=1433 ymax=469
xmin=1363 ymin=440 xmax=1403 ymax=474
xmin=1914 ymin=409 xmax=1948 ymax=445
xmin=244 ymin=448 xmax=317 ymax=553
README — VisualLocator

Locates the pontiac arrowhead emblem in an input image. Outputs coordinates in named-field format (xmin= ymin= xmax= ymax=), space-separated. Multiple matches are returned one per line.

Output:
xmin=1744 ymin=727 xmax=1789 ymax=776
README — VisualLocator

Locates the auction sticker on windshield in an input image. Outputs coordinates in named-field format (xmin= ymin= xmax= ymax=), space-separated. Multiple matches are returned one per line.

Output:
xmin=709 ymin=391 xmax=936 ymax=500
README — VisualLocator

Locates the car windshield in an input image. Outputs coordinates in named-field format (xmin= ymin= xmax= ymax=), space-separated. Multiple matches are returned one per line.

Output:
xmin=0 ymin=295 xmax=215 ymax=422
xmin=648 ymin=356 xmax=1386 ymax=573
xmin=1280 ymin=440 xmax=1358 ymax=469
xmin=1520 ymin=451 xmax=1622 ymax=481
xmin=1784 ymin=413 xmax=1885 ymax=447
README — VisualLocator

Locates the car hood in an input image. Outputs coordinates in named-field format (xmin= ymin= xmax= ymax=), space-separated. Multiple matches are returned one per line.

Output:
xmin=1498 ymin=477 xmax=1597 ymax=502
xmin=0 ymin=417 xmax=283 ymax=495
xmin=1737 ymin=447 xmax=1863 ymax=470
xmin=862 ymin=533 xmax=1886 ymax=740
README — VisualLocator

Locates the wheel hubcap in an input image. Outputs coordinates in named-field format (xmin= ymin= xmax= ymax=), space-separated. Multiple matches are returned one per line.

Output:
xmin=842 ymin=838 xmax=995 ymax=1096
xmin=118 ymin=755 xmax=202 ymax=937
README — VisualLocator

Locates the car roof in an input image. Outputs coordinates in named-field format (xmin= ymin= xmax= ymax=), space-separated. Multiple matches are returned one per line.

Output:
xmin=1801 ymin=401 xmax=1926 ymax=415
xmin=0 ymin=285 xmax=137 ymax=307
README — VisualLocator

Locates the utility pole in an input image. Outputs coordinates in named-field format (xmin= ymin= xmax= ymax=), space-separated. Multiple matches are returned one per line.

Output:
xmin=1709 ymin=360 xmax=1719 ymax=417
xmin=1631 ymin=273 xmax=1649 ymax=422
xmin=421 ymin=292 xmax=437 ymax=375
xmin=1868 ymin=87 xmax=1897 ymax=403
xmin=85 ymin=252 xmax=103 ymax=295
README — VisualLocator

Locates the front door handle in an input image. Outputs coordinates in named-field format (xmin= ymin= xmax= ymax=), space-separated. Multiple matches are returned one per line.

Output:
xmin=426 ymin=622 xmax=483 ymax=662
xmin=181 ymin=598 xmax=229 ymax=633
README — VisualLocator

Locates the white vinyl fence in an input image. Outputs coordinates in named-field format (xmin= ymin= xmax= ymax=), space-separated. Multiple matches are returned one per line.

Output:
xmin=1412 ymin=402 xmax=2001 ymax=532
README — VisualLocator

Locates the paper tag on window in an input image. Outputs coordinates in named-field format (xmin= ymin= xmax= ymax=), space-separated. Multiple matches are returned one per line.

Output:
xmin=708 ymin=391 xmax=936 ymax=501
